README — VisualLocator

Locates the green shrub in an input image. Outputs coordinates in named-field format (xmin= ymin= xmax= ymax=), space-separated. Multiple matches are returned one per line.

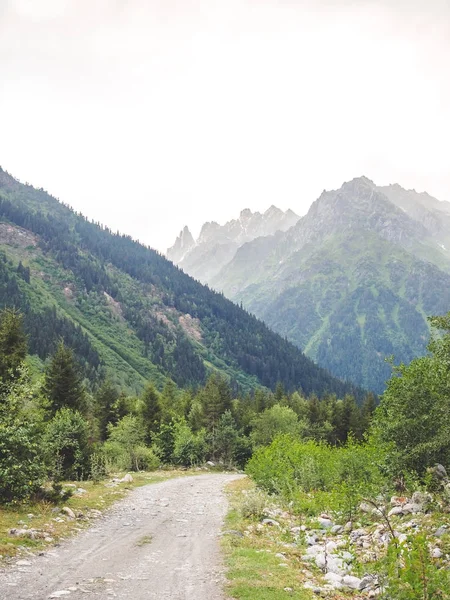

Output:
xmin=0 ymin=421 xmax=46 ymax=502
xmin=239 ymin=488 xmax=270 ymax=519
xmin=379 ymin=533 xmax=450 ymax=599
xmin=44 ymin=408 xmax=91 ymax=481
xmin=246 ymin=435 xmax=389 ymax=517
xmin=172 ymin=420 xmax=206 ymax=467
xmin=104 ymin=415 xmax=160 ymax=471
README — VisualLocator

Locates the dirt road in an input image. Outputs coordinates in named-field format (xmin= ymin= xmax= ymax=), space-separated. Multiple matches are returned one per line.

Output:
xmin=0 ymin=473 xmax=241 ymax=600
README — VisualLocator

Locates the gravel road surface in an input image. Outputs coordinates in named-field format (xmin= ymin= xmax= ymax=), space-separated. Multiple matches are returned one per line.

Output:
xmin=0 ymin=473 xmax=241 ymax=600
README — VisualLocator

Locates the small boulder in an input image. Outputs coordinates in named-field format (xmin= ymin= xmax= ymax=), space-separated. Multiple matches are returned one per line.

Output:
xmin=402 ymin=503 xmax=423 ymax=515
xmin=324 ymin=572 xmax=342 ymax=584
xmin=388 ymin=506 xmax=404 ymax=517
xmin=120 ymin=474 xmax=133 ymax=483
xmin=434 ymin=525 xmax=448 ymax=537
xmin=261 ymin=518 xmax=280 ymax=528
xmin=61 ymin=507 xmax=76 ymax=519
xmin=318 ymin=517 xmax=333 ymax=529
xmin=342 ymin=575 xmax=362 ymax=590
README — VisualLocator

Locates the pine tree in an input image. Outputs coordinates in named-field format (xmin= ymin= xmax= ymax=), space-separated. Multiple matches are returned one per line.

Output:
xmin=44 ymin=342 xmax=86 ymax=414
xmin=200 ymin=374 xmax=232 ymax=431
xmin=141 ymin=382 xmax=162 ymax=444
xmin=95 ymin=379 xmax=120 ymax=441
xmin=0 ymin=308 xmax=27 ymax=389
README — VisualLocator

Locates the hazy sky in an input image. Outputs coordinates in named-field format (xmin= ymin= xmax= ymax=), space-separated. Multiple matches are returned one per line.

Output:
xmin=1 ymin=0 xmax=449 ymax=252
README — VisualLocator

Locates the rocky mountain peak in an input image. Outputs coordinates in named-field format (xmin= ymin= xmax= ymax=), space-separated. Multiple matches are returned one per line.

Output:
xmin=166 ymin=226 xmax=195 ymax=263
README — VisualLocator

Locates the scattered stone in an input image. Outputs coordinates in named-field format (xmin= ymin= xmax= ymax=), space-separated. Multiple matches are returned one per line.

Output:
xmin=324 ymin=572 xmax=342 ymax=584
xmin=429 ymin=464 xmax=448 ymax=481
xmin=331 ymin=525 xmax=344 ymax=535
xmin=431 ymin=547 xmax=442 ymax=558
xmin=222 ymin=529 xmax=244 ymax=538
xmin=16 ymin=560 xmax=32 ymax=567
xmin=206 ymin=461 xmax=215 ymax=467
xmin=49 ymin=591 xmax=72 ymax=598
xmin=61 ymin=507 xmax=76 ymax=519
xmin=261 ymin=518 xmax=280 ymax=528
xmin=120 ymin=474 xmax=133 ymax=483
xmin=359 ymin=574 xmax=378 ymax=591
xmin=318 ymin=517 xmax=333 ymax=529
xmin=387 ymin=506 xmax=404 ymax=517
xmin=342 ymin=575 xmax=362 ymax=590
xmin=435 ymin=525 xmax=448 ymax=537
xmin=402 ymin=503 xmax=423 ymax=514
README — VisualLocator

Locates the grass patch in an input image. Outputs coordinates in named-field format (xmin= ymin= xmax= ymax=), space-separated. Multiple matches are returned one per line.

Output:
xmin=0 ymin=469 xmax=195 ymax=561
xmin=222 ymin=478 xmax=312 ymax=600
xmin=136 ymin=534 xmax=153 ymax=547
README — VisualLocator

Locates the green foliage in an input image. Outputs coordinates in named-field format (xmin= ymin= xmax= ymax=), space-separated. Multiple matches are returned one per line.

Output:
xmin=250 ymin=404 xmax=303 ymax=448
xmin=379 ymin=534 xmax=450 ymax=599
xmin=199 ymin=374 xmax=232 ymax=431
xmin=104 ymin=415 xmax=160 ymax=471
xmin=213 ymin=410 xmax=240 ymax=466
xmin=0 ymin=308 xmax=27 ymax=390
xmin=94 ymin=379 xmax=120 ymax=441
xmin=140 ymin=382 xmax=162 ymax=443
xmin=172 ymin=420 xmax=206 ymax=467
xmin=44 ymin=342 xmax=86 ymax=415
xmin=0 ymin=420 xmax=46 ymax=502
xmin=239 ymin=488 xmax=270 ymax=519
xmin=374 ymin=311 xmax=450 ymax=476
xmin=0 ymin=315 xmax=46 ymax=502
xmin=44 ymin=408 xmax=91 ymax=481
xmin=246 ymin=435 xmax=389 ymax=517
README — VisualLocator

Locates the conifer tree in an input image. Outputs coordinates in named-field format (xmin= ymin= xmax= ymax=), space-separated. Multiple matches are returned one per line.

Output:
xmin=200 ymin=374 xmax=232 ymax=431
xmin=141 ymin=382 xmax=162 ymax=444
xmin=44 ymin=341 xmax=86 ymax=414
xmin=0 ymin=308 xmax=27 ymax=389
xmin=95 ymin=379 xmax=120 ymax=441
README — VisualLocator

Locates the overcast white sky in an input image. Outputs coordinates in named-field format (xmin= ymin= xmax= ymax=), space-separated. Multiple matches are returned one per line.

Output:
xmin=1 ymin=0 xmax=449 ymax=252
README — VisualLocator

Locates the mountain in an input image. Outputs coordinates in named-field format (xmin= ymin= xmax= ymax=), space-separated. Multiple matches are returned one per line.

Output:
xmin=167 ymin=206 xmax=299 ymax=283
xmin=0 ymin=165 xmax=360 ymax=399
xmin=170 ymin=177 xmax=450 ymax=394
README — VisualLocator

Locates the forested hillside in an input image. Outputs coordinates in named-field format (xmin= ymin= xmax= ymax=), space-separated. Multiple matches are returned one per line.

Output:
xmin=0 ymin=166 xmax=360 ymax=398
xmin=171 ymin=176 xmax=450 ymax=393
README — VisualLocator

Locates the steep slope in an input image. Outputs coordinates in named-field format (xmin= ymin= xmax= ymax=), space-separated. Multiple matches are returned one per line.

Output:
xmin=167 ymin=206 xmax=299 ymax=283
xmin=200 ymin=177 xmax=450 ymax=393
xmin=0 ymin=166 xmax=359 ymax=398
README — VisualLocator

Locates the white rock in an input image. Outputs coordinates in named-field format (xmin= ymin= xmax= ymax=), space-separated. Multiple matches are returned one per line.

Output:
xmin=49 ymin=591 xmax=72 ymax=598
xmin=324 ymin=572 xmax=343 ymax=584
xmin=342 ymin=575 xmax=362 ymax=589
xmin=432 ymin=547 xmax=442 ymax=558
xmin=120 ymin=474 xmax=133 ymax=483
xmin=388 ymin=506 xmax=404 ymax=517
xmin=61 ymin=507 xmax=76 ymax=519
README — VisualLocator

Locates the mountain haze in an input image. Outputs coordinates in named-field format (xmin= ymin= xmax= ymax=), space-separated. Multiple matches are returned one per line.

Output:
xmin=167 ymin=206 xmax=299 ymax=283
xmin=0 ymin=166 xmax=359 ymax=399
xmin=169 ymin=177 xmax=450 ymax=393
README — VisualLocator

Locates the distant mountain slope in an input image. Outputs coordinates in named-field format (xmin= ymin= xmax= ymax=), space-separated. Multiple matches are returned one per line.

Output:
xmin=173 ymin=176 xmax=450 ymax=393
xmin=167 ymin=206 xmax=299 ymax=283
xmin=0 ymin=166 xmax=359 ymax=398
